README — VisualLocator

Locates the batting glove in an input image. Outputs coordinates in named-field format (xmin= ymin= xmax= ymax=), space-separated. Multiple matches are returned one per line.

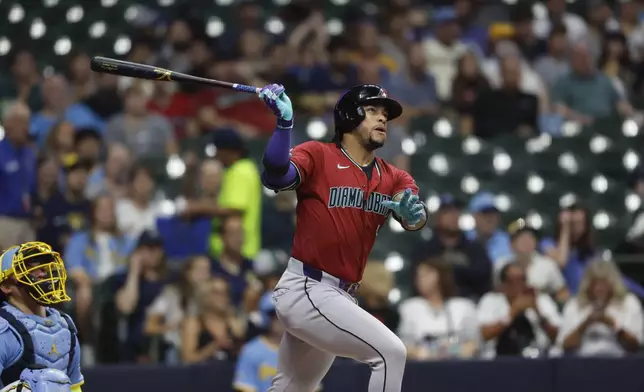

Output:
xmin=259 ymin=83 xmax=293 ymax=129
xmin=382 ymin=189 xmax=426 ymax=226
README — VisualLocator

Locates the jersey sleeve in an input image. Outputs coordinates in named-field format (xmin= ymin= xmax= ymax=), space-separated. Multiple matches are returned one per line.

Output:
xmin=233 ymin=344 xmax=259 ymax=392
xmin=392 ymin=168 xmax=420 ymax=199
xmin=0 ymin=321 xmax=22 ymax=377
xmin=69 ymin=334 xmax=84 ymax=387
xmin=288 ymin=141 xmax=322 ymax=189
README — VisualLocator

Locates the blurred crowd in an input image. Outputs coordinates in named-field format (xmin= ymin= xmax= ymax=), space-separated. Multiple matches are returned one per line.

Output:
xmin=2 ymin=0 xmax=644 ymax=389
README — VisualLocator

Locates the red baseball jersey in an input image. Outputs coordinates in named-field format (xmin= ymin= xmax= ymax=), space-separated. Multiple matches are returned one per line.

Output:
xmin=289 ymin=141 xmax=419 ymax=283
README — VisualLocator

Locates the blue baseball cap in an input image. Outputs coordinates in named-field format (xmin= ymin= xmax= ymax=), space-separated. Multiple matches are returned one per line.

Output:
xmin=468 ymin=192 xmax=499 ymax=213
xmin=433 ymin=7 xmax=458 ymax=24
xmin=438 ymin=193 xmax=463 ymax=210
xmin=212 ymin=128 xmax=246 ymax=151
xmin=0 ymin=247 xmax=19 ymax=281
xmin=259 ymin=292 xmax=277 ymax=328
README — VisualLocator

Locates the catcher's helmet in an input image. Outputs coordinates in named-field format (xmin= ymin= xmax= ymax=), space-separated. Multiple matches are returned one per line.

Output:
xmin=333 ymin=84 xmax=403 ymax=141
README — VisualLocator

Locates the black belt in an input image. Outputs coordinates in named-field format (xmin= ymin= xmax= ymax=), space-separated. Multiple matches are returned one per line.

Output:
xmin=302 ymin=264 xmax=361 ymax=296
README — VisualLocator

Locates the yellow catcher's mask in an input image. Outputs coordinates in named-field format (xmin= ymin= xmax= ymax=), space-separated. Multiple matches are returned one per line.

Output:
xmin=0 ymin=242 xmax=71 ymax=305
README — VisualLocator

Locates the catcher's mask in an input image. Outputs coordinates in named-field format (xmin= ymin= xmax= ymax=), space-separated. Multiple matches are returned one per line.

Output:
xmin=0 ymin=242 xmax=70 ymax=305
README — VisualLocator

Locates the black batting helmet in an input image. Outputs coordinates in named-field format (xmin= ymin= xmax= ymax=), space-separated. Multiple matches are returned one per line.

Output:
xmin=333 ymin=84 xmax=403 ymax=141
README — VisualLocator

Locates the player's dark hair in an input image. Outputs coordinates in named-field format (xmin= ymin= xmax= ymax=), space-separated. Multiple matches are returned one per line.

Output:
xmin=414 ymin=258 xmax=456 ymax=299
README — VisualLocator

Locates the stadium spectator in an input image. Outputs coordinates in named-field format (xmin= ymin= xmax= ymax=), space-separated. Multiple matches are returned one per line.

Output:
xmin=412 ymin=194 xmax=491 ymax=298
xmin=113 ymin=231 xmax=172 ymax=363
xmin=233 ymin=293 xmax=287 ymax=392
xmin=552 ymin=43 xmax=633 ymax=124
xmin=34 ymin=155 xmax=91 ymax=252
xmin=482 ymin=40 xmax=548 ymax=111
xmin=385 ymin=42 xmax=439 ymax=125
xmin=159 ymin=18 xmax=198 ymax=74
xmin=423 ymin=6 xmax=469 ymax=101
xmin=617 ymin=0 xmax=644 ymax=63
xmin=533 ymin=25 xmax=570 ymax=89
xmin=454 ymin=0 xmax=488 ymax=54
xmin=147 ymin=81 xmax=197 ymax=139
xmin=473 ymin=55 xmax=539 ymax=139
xmin=64 ymin=194 xmax=137 ymax=350
xmin=350 ymin=21 xmax=397 ymax=76
xmin=116 ymin=165 xmax=162 ymax=238
xmin=0 ymin=48 xmax=42 ymax=113
xmin=380 ymin=11 xmax=412 ymax=72
xmin=85 ymin=143 xmax=131 ymax=200
xmin=599 ymin=31 xmax=636 ymax=100
xmin=145 ymin=255 xmax=212 ymax=364
xmin=0 ymin=102 xmax=36 ymax=250
xmin=105 ymin=83 xmax=178 ymax=159
xmin=206 ymin=129 xmax=261 ymax=260
xmin=357 ymin=261 xmax=400 ymax=332
xmin=74 ymin=127 xmax=103 ymax=179
xmin=31 ymin=155 xmax=61 ymax=240
xmin=478 ymin=262 xmax=561 ymax=358
xmin=43 ymin=120 xmax=76 ymax=165
xmin=65 ymin=52 xmax=96 ymax=102
xmin=450 ymin=50 xmax=491 ymax=135
xmin=585 ymin=0 xmax=615 ymax=61
xmin=181 ymin=277 xmax=246 ymax=363
xmin=541 ymin=205 xmax=598 ymax=293
xmin=399 ymin=260 xmax=479 ymax=360
xmin=557 ymin=260 xmax=643 ymax=356
xmin=211 ymin=216 xmax=261 ymax=309
xmin=83 ymin=73 xmax=123 ymax=120
xmin=30 ymin=74 xmax=104 ymax=146
xmin=495 ymin=219 xmax=568 ymax=300
xmin=260 ymin=190 xmax=296 ymax=252
xmin=511 ymin=4 xmax=547 ymax=62
xmin=533 ymin=0 xmax=588 ymax=43
xmin=466 ymin=192 xmax=513 ymax=265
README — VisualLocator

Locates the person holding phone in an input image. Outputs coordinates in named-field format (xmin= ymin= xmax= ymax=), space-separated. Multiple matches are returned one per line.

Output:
xmin=477 ymin=262 xmax=561 ymax=358
xmin=557 ymin=260 xmax=643 ymax=357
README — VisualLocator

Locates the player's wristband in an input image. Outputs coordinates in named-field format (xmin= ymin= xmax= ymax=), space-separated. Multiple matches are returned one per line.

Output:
xmin=277 ymin=117 xmax=294 ymax=129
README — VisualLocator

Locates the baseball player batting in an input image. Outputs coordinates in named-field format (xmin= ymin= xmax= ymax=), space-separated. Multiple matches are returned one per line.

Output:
xmin=259 ymin=83 xmax=428 ymax=392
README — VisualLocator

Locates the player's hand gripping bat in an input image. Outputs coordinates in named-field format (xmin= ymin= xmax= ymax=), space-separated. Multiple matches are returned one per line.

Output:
xmin=90 ymin=56 xmax=261 ymax=94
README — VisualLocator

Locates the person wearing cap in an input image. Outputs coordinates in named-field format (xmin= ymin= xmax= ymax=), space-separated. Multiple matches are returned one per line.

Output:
xmin=422 ymin=6 xmax=469 ymax=101
xmin=233 ymin=293 xmax=320 ymax=392
xmin=412 ymin=194 xmax=492 ymax=298
xmin=465 ymin=192 xmax=512 ymax=265
xmin=495 ymin=219 xmax=568 ymax=301
xmin=33 ymin=154 xmax=91 ymax=253
xmin=182 ymin=129 xmax=261 ymax=260
xmin=112 ymin=230 xmax=171 ymax=362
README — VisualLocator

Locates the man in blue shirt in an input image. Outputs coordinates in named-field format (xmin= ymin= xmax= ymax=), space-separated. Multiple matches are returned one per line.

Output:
xmin=34 ymin=155 xmax=91 ymax=252
xmin=0 ymin=102 xmax=36 ymax=250
xmin=466 ymin=192 xmax=513 ymax=265
xmin=212 ymin=217 xmax=261 ymax=308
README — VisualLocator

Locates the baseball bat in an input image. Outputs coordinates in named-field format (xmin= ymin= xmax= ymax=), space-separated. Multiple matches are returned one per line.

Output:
xmin=90 ymin=56 xmax=261 ymax=94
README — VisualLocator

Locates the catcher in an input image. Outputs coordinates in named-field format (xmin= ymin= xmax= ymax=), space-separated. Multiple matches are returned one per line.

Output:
xmin=0 ymin=242 xmax=83 ymax=391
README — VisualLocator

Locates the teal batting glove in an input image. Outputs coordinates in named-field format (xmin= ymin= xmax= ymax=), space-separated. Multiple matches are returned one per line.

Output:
xmin=382 ymin=189 xmax=426 ymax=226
xmin=259 ymin=83 xmax=293 ymax=129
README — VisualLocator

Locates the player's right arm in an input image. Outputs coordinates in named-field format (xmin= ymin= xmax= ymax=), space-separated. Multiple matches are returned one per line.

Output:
xmin=258 ymin=83 xmax=316 ymax=191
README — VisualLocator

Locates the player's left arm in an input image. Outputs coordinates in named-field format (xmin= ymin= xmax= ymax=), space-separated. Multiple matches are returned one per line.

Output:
xmin=383 ymin=170 xmax=428 ymax=231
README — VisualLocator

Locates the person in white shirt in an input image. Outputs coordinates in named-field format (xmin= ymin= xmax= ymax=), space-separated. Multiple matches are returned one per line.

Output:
xmin=398 ymin=260 xmax=480 ymax=360
xmin=495 ymin=219 xmax=568 ymax=301
xmin=422 ymin=7 xmax=469 ymax=101
xmin=557 ymin=259 xmax=643 ymax=357
xmin=144 ymin=255 xmax=212 ymax=364
xmin=478 ymin=262 xmax=561 ymax=358
xmin=533 ymin=0 xmax=588 ymax=44
xmin=116 ymin=164 xmax=162 ymax=238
